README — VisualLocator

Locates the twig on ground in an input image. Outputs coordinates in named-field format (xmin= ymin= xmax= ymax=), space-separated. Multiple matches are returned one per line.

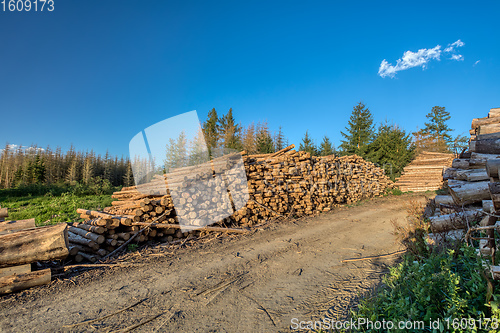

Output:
xmin=241 ymin=293 xmax=276 ymax=326
xmin=62 ymin=298 xmax=148 ymax=328
xmin=110 ymin=310 xmax=170 ymax=333
xmin=341 ymin=250 xmax=406 ymax=263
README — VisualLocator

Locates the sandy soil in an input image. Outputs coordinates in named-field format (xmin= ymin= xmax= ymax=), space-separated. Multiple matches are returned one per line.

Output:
xmin=0 ymin=193 xmax=430 ymax=332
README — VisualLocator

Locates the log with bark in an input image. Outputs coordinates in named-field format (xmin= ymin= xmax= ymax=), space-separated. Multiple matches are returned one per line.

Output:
xmin=0 ymin=218 xmax=36 ymax=234
xmin=448 ymin=181 xmax=490 ymax=205
xmin=0 ymin=268 xmax=51 ymax=295
xmin=429 ymin=210 xmax=484 ymax=233
xmin=0 ymin=223 xmax=69 ymax=268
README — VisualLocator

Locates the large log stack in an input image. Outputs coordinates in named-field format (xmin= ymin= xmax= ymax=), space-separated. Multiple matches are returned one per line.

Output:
xmin=393 ymin=151 xmax=454 ymax=192
xmin=431 ymin=107 xmax=500 ymax=279
xmin=66 ymin=147 xmax=392 ymax=262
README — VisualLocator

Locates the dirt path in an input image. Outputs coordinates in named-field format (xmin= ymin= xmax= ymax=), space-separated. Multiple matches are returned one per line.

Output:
xmin=0 ymin=193 xmax=430 ymax=332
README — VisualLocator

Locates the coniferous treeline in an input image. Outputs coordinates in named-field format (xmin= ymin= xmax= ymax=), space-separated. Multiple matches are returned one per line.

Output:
xmin=0 ymin=144 xmax=133 ymax=189
xmin=1 ymin=104 xmax=467 ymax=189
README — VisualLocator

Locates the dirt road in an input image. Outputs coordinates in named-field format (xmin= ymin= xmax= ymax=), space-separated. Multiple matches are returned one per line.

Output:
xmin=0 ymin=193 xmax=429 ymax=332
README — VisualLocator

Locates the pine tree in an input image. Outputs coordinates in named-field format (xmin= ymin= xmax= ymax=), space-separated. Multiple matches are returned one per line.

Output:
xmin=256 ymin=122 xmax=274 ymax=154
xmin=274 ymin=126 xmax=286 ymax=151
xmin=422 ymin=106 xmax=452 ymax=148
xmin=319 ymin=136 xmax=335 ymax=156
xmin=202 ymin=108 xmax=220 ymax=157
xmin=369 ymin=122 xmax=415 ymax=180
xmin=218 ymin=108 xmax=242 ymax=151
xmin=339 ymin=102 xmax=375 ymax=158
xmin=299 ymin=131 xmax=317 ymax=156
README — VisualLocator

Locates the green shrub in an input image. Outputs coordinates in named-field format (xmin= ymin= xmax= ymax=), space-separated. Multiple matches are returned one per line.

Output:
xmin=353 ymin=246 xmax=500 ymax=332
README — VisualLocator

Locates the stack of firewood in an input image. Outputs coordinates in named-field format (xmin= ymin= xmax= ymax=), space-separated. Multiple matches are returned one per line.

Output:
xmin=0 ymin=219 xmax=68 ymax=294
xmin=431 ymin=107 xmax=500 ymax=279
xmin=394 ymin=151 xmax=454 ymax=192
xmin=68 ymin=146 xmax=392 ymax=262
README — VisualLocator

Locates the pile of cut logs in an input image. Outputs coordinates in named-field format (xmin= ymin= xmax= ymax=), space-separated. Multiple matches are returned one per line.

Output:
xmin=394 ymin=151 xmax=454 ymax=192
xmin=430 ymin=107 xmax=500 ymax=279
xmin=67 ymin=146 xmax=392 ymax=262
xmin=0 ymin=214 xmax=69 ymax=294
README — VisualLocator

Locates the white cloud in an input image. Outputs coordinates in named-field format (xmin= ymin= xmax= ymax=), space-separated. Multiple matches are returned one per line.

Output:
xmin=444 ymin=39 xmax=464 ymax=53
xmin=378 ymin=39 xmax=465 ymax=78
xmin=378 ymin=45 xmax=441 ymax=78
xmin=474 ymin=60 xmax=480 ymax=66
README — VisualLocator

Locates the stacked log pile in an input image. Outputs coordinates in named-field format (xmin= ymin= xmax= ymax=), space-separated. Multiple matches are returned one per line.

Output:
xmin=68 ymin=146 xmax=392 ymax=261
xmin=0 ymin=220 xmax=69 ymax=294
xmin=394 ymin=151 xmax=454 ymax=192
xmin=431 ymin=106 xmax=500 ymax=279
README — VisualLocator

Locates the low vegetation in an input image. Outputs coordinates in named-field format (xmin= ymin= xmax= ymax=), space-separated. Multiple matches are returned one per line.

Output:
xmin=347 ymin=198 xmax=500 ymax=332
xmin=0 ymin=181 xmax=118 ymax=226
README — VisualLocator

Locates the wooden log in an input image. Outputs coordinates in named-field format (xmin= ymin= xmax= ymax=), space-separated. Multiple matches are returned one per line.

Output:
xmin=435 ymin=195 xmax=455 ymax=205
xmin=429 ymin=210 xmax=484 ymax=233
xmin=72 ymin=223 xmax=105 ymax=234
xmin=0 ymin=218 xmax=36 ymax=234
xmin=68 ymin=226 xmax=105 ymax=244
xmin=486 ymin=159 xmax=500 ymax=178
xmin=472 ymin=116 xmax=500 ymax=129
xmin=489 ymin=182 xmax=500 ymax=212
xmin=488 ymin=107 xmax=500 ymax=118
xmin=76 ymin=209 xmax=131 ymax=225
xmin=0 ymin=264 xmax=31 ymax=278
xmin=68 ymin=231 xmax=97 ymax=249
xmin=0 ymin=268 xmax=51 ymax=294
xmin=471 ymin=152 xmax=500 ymax=161
xmin=78 ymin=252 xmax=98 ymax=263
xmin=448 ymin=181 xmax=490 ymax=205
xmin=478 ymin=123 xmax=500 ymax=135
xmin=483 ymin=200 xmax=494 ymax=213
xmin=455 ymin=169 xmax=489 ymax=182
xmin=470 ymin=138 xmax=500 ymax=154
xmin=0 ymin=224 xmax=68 ymax=268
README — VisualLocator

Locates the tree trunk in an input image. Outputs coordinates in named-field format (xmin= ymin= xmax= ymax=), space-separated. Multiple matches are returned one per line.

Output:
xmin=0 ymin=218 xmax=36 ymax=234
xmin=429 ymin=210 xmax=484 ymax=233
xmin=0 ymin=268 xmax=51 ymax=294
xmin=0 ymin=224 xmax=68 ymax=268
xmin=448 ymin=181 xmax=490 ymax=205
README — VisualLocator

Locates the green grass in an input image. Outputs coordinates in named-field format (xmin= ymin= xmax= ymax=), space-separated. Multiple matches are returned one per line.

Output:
xmin=0 ymin=183 xmax=118 ymax=226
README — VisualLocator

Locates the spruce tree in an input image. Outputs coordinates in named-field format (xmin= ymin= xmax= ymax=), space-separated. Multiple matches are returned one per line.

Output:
xmin=274 ymin=126 xmax=286 ymax=151
xmin=202 ymin=108 xmax=220 ymax=156
xmin=339 ymin=102 xmax=375 ymax=157
xmin=256 ymin=122 xmax=274 ymax=154
xmin=319 ymin=136 xmax=334 ymax=156
xmin=299 ymin=131 xmax=317 ymax=156
xmin=218 ymin=108 xmax=242 ymax=151
xmin=369 ymin=122 xmax=414 ymax=180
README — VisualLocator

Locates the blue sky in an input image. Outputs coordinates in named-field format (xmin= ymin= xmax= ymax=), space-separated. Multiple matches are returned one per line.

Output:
xmin=1 ymin=0 xmax=499 ymax=157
